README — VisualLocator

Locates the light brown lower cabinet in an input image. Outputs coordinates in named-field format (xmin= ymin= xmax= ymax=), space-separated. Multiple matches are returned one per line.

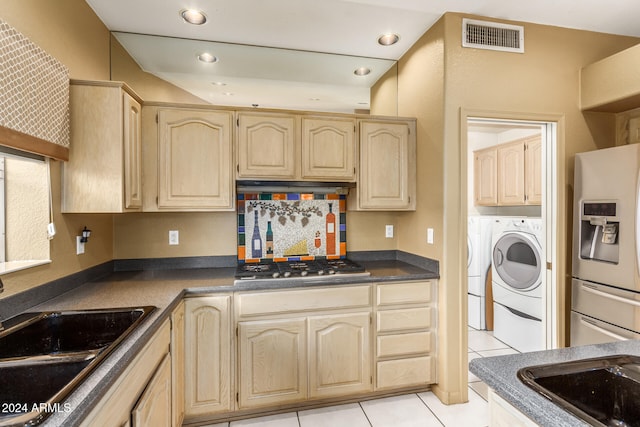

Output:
xmin=488 ymin=389 xmax=537 ymax=426
xmin=79 ymin=319 xmax=171 ymax=427
xmin=171 ymin=301 xmax=185 ymax=427
xmin=235 ymin=286 xmax=373 ymax=410
xmin=308 ymin=312 xmax=372 ymax=399
xmin=184 ymin=295 xmax=232 ymax=421
xmin=237 ymin=317 xmax=308 ymax=408
xmin=132 ymin=353 xmax=172 ymax=427
xmin=374 ymin=281 xmax=437 ymax=390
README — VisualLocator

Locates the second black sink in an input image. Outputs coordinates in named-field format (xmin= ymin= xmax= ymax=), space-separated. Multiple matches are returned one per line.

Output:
xmin=0 ymin=307 xmax=153 ymax=360
xmin=518 ymin=354 xmax=640 ymax=427
xmin=0 ymin=306 xmax=155 ymax=426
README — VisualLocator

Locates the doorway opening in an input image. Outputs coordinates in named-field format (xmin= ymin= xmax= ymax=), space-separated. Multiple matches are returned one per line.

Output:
xmin=465 ymin=116 xmax=559 ymax=351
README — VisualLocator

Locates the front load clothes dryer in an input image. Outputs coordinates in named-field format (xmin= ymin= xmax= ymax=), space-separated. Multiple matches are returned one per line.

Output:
xmin=491 ymin=217 xmax=544 ymax=352
xmin=467 ymin=216 xmax=493 ymax=330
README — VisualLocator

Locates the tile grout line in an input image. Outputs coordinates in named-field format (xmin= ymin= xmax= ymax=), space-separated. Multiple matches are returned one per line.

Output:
xmin=415 ymin=392 xmax=446 ymax=427
xmin=357 ymin=401 xmax=374 ymax=427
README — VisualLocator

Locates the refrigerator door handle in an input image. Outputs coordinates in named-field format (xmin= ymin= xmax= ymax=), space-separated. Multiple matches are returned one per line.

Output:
xmin=579 ymin=316 xmax=631 ymax=341
xmin=581 ymin=283 xmax=640 ymax=308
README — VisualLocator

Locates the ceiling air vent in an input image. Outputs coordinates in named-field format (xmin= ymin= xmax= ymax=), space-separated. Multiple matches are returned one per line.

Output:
xmin=462 ymin=18 xmax=524 ymax=53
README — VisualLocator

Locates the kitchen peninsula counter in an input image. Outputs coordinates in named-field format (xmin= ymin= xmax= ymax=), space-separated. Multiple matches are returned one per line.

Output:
xmin=17 ymin=257 xmax=437 ymax=426
xmin=470 ymin=340 xmax=640 ymax=426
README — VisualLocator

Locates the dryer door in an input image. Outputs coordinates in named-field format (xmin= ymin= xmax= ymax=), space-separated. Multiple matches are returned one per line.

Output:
xmin=493 ymin=232 xmax=541 ymax=291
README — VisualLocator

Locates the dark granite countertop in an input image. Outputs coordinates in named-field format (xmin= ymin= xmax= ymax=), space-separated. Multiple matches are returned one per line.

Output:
xmin=469 ymin=339 xmax=640 ymax=426
xmin=23 ymin=257 xmax=437 ymax=426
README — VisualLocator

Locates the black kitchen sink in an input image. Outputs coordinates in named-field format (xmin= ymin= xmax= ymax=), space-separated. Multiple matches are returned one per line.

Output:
xmin=0 ymin=355 xmax=96 ymax=426
xmin=0 ymin=307 xmax=153 ymax=360
xmin=518 ymin=354 xmax=640 ymax=427
xmin=0 ymin=306 xmax=155 ymax=426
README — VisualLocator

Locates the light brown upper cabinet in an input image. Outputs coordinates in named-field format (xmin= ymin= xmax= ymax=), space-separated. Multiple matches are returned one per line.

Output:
xmin=236 ymin=112 xmax=356 ymax=182
xmin=156 ymin=108 xmax=234 ymax=211
xmin=525 ymin=136 xmax=542 ymax=205
xmin=473 ymin=147 xmax=498 ymax=206
xmin=497 ymin=140 xmax=526 ymax=205
xmin=237 ymin=112 xmax=298 ymax=179
xmin=473 ymin=135 xmax=541 ymax=206
xmin=354 ymin=119 xmax=417 ymax=210
xmin=62 ymin=81 xmax=142 ymax=213
xmin=301 ymin=117 xmax=356 ymax=181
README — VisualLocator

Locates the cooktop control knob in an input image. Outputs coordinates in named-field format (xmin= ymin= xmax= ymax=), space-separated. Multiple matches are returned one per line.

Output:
xmin=301 ymin=271 xmax=308 ymax=277
xmin=272 ymin=272 xmax=280 ymax=278
xmin=318 ymin=270 xmax=325 ymax=275
xmin=328 ymin=270 xmax=336 ymax=275
xmin=283 ymin=271 xmax=291 ymax=278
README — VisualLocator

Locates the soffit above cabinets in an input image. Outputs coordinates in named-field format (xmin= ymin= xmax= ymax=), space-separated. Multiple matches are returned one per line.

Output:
xmin=85 ymin=0 xmax=640 ymax=112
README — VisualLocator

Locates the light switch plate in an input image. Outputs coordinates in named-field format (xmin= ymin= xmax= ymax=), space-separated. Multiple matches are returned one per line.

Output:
xmin=385 ymin=225 xmax=394 ymax=238
xmin=76 ymin=236 xmax=85 ymax=255
xmin=427 ymin=228 xmax=434 ymax=244
xmin=169 ymin=230 xmax=179 ymax=245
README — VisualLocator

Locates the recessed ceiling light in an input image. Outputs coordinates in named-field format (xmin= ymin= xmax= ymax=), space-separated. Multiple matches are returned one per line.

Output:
xmin=309 ymin=97 xmax=321 ymax=101
xmin=211 ymin=81 xmax=227 ymax=86
xmin=378 ymin=33 xmax=400 ymax=46
xmin=197 ymin=53 xmax=218 ymax=63
xmin=180 ymin=9 xmax=207 ymax=25
xmin=354 ymin=67 xmax=371 ymax=76
xmin=222 ymin=92 xmax=234 ymax=96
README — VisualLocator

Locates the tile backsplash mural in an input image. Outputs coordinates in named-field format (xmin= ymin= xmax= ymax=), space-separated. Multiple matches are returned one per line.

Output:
xmin=237 ymin=193 xmax=346 ymax=262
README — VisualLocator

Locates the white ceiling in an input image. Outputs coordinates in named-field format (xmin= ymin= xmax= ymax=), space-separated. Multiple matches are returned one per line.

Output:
xmin=86 ymin=0 xmax=640 ymax=112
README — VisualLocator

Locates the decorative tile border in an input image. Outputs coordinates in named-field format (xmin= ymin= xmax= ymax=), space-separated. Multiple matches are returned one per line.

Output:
xmin=237 ymin=193 xmax=346 ymax=263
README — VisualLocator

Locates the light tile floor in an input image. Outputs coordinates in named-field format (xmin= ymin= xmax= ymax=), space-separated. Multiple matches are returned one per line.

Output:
xmin=203 ymin=329 xmax=517 ymax=427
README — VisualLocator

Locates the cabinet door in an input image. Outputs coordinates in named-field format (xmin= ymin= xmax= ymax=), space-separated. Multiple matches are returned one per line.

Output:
xmin=184 ymin=296 xmax=232 ymax=418
xmin=170 ymin=301 xmax=185 ymax=427
xmin=359 ymin=120 xmax=415 ymax=210
xmin=123 ymin=92 xmax=142 ymax=210
xmin=497 ymin=141 xmax=525 ymax=205
xmin=302 ymin=117 xmax=356 ymax=181
xmin=158 ymin=109 xmax=234 ymax=210
xmin=63 ymin=82 xmax=142 ymax=213
xmin=308 ymin=312 xmax=372 ymax=398
xmin=238 ymin=318 xmax=307 ymax=408
xmin=525 ymin=136 xmax=542 ymax=205
xmin=473 ymin=147 xmax=498 ymax=206
xmin=237 ymin=112 xmax=297 ymax=179
xmin=132 ymin=353 xmax=172 ymax=427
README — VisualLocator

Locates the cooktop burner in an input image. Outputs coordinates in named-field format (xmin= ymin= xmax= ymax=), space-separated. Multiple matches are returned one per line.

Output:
xmin=234 ymin=258 xmax=368 ymax=281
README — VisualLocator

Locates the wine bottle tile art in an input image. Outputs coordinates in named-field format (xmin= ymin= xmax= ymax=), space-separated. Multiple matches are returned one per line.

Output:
xmin=237 ymin=192 xmax=347 ymax=263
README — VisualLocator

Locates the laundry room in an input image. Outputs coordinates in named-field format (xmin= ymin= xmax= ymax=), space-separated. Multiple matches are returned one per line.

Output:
xmin=466 ymin=119 xmax=548 ymax=354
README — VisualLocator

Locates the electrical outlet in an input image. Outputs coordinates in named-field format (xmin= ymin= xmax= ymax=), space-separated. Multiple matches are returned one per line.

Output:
xmin=76 ymin=236 xmax=85 ymax=255
xmin=427 ymin=228 xmax=434 ymax=244
xmin=169 ymin=230 xmax=179 ymax=245
xmin=385 ymin=225 xmax=394 ymax=238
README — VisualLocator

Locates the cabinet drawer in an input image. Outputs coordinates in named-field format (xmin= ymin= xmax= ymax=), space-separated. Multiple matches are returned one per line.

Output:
xmin=377 ymin=281 xmax=432 ymax=306
xmin=237 ymin=286 xmax=371 ymax=317
xmin=376 ymin=356 xmax=433 ymax=390
xmin=377 ymin=331 xmax=432 ymax=358
xmin=377 ymin=307 xmax=432 ymax=333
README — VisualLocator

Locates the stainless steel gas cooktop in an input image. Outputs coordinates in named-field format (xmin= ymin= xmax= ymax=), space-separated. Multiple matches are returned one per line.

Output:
xmin=234 ymin=258 xmax=369 ymax=284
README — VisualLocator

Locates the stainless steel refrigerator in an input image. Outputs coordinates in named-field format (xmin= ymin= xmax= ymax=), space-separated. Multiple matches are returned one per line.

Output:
xmin=571 ymin=143 xmax=640 ymax=345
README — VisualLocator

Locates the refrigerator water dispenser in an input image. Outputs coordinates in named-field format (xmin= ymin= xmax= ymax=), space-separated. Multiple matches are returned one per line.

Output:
xmin=579 ymin=201 xmax=619 ymax=264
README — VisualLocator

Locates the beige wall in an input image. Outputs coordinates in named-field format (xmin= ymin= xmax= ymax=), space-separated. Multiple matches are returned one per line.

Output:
xmin=373 ymin=12 xmax=640 ymax=404
xmin=0 ymin=0 xmax=114 ymax=296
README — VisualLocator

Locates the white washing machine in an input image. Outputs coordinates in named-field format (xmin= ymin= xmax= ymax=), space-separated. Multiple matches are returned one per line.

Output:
xmin=467 ymin=216 xmax=493 ymax=330
xmin=491 ymin=217 xmax=544 ymax=352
